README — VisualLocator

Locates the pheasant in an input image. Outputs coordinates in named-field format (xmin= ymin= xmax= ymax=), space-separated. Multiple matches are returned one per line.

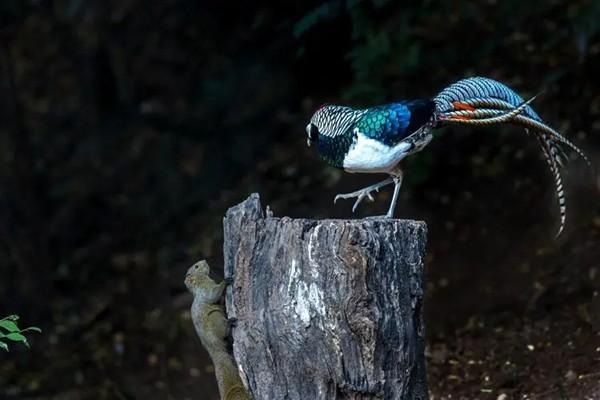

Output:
xmin=306 ymin=76 xmax=590 ymax=236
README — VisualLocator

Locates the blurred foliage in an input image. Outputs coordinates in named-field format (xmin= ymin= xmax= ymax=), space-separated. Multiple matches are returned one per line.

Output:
xmin=0 ymin=315 xmax=41 ymax=352
xmin=295 ymin=0 xmax=600 ymax=104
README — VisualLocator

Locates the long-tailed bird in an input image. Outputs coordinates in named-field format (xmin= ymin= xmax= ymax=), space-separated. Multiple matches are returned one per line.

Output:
xmin=306 ymin=76 xmax=591 ymax=236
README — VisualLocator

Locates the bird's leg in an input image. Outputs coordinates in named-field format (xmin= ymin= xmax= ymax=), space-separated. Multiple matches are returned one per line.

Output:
xmin=385 ymin=169 xmax=404 ymax=218
xmin=334 ymin=177 xmax=394 ymax=212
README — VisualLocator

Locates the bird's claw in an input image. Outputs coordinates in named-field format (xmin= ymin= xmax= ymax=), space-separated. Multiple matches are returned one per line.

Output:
xmin=334 ymin=188 xmax=378 ymax=212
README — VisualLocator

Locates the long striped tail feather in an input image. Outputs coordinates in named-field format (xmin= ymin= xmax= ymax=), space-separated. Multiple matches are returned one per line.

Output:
xmin=535 ymin=131 xmax=567 ymax=237
xmin=438 ymin=95 xmax=538 ymax=125
xmin=432 ymin=76 xmax=591 ymax=237
xmin=438 ymin=101 xmax=589 ymax=167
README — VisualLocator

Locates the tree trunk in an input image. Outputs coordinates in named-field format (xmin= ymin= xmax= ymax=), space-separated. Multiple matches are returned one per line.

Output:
xmin=223 ymin=194 xmax=428 ymax=400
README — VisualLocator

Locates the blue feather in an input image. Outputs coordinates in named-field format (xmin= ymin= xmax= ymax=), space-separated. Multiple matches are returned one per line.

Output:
xmin=356 ymin=100 xmax=435 ymax=146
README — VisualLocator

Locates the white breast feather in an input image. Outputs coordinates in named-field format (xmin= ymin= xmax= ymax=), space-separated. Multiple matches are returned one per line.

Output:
xmin=342 ymin=130 xmax=412 ymax=173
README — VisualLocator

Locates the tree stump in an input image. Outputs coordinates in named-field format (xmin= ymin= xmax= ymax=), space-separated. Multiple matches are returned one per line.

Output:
xmin=223 ymin=194 xmax=428 ymax=400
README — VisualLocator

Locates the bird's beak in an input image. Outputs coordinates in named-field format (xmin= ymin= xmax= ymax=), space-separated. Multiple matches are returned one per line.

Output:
xmin=306 ymin=124 xmax=311 ymax=147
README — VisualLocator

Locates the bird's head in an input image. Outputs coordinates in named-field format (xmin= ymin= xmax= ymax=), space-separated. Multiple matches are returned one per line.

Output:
xmin=306 ymin=104 xmax=358 ymax=147
xmin=306 ymin=104 xmax=328 ymax=147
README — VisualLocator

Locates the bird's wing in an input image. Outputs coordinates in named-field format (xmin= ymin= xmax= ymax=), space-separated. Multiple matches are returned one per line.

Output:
xmin=355 ymin=100 xmax=436 ymax=146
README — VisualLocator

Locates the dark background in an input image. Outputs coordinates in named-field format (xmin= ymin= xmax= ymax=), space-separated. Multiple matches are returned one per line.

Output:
xmin=1 ymin=1 xmax=599 ymax=399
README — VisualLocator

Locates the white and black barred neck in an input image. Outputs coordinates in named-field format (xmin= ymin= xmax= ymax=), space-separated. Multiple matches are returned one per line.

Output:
xmin=306 ymin=105 xmax=366 ymax=144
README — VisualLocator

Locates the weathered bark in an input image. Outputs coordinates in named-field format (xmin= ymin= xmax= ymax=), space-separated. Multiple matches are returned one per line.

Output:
xmin=223 ymin=194 xmax=428 ymax=400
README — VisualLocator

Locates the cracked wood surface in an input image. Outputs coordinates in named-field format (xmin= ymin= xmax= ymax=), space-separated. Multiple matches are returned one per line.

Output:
xmin=223 ymin=193 xmax=428 ymax=400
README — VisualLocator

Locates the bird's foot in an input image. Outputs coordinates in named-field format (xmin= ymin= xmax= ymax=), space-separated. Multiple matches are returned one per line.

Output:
xmin=333 ymin=177 xmax=394 ymax=213
xmin=334 ymin=187 xmax=378 ymax=213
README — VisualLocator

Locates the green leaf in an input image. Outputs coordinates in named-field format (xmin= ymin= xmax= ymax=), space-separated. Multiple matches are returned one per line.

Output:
xmin=0 ymin=320 xmax=20 ymax=333
xmin=0 ymin=341 xmax=8 ymax=351
xmin=5 ymin=332 xmax=28 ymax=343
xmin=293 ymin=1 xmax=343 ymax=37
xmin=21 ymin=327 xmax=42 ymax=333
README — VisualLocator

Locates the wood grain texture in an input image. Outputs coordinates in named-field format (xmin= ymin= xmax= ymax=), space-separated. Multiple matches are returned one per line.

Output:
xmin=224 ymin=194 xmax=428 ymax=400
